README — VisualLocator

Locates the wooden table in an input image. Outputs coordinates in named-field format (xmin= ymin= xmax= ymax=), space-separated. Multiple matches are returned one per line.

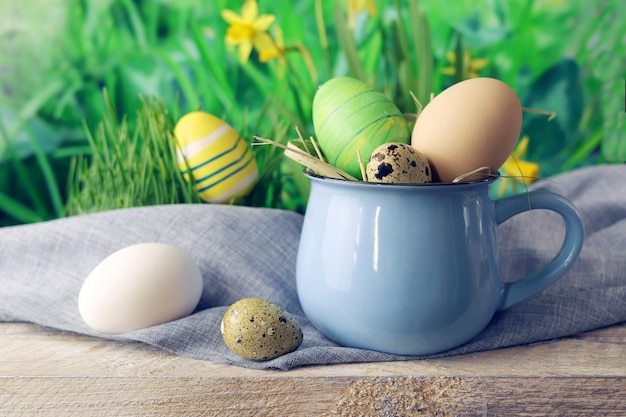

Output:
xmin=0 ymin=321 xmax=624 ymax=416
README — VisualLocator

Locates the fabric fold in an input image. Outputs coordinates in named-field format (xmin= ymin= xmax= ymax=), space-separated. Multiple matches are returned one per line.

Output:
xmin=1 ymin=164 xmax=625 ymax=370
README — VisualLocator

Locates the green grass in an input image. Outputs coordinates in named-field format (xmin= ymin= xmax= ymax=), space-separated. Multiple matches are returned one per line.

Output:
xmin=65 ymin=92 xmax=202 ymax=215
xmin=0 ymin=0 xmax=623 ymax=225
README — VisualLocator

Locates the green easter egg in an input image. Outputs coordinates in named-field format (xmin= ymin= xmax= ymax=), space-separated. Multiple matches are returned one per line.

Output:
xmin=312 ymin=77 xmax=410 ymax=179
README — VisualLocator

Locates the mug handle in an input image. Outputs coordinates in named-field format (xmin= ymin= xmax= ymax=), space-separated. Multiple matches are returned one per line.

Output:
xmin=495 ymin=191 xmax=585 ymax=311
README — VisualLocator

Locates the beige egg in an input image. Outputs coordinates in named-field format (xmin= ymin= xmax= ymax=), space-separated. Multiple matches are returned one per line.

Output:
xmin=221 ymin=298 xmax=303 ymax=361
xmin=411 ymin=77 xmax=522 ymax=182
xmin=366 ymin=142 xmax=432 ymax=184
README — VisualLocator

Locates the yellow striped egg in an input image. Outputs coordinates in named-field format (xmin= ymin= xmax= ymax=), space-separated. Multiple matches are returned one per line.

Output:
xmin=173 ymin=111 xmax=258 ymax=203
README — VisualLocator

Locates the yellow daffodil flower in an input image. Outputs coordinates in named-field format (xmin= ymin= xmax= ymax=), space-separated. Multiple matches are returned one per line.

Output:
xmin=347 ymin=0 xmax=378 ymax=30
xmin=498 ymin=135 xmax=540 ymax=196
xmin=259 ymin=25 xmax=284 ymax=63
xmin=221 ymin=0 xmax=276 ymax=63
xmin=441 ymin=47 xmax=489 ymax=79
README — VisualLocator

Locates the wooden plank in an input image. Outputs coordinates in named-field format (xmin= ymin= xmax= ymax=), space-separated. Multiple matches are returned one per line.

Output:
xmin=2 ymin=375 xmax=625 ymax=416
xmin=0 ymin=322 xmax=624 ymax=416
xmin=1 ymin=322 xmax=624 ymax=378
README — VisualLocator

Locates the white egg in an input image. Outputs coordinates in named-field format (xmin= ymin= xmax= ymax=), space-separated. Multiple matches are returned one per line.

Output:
xmin=78 ymin=243 xmax=203 ymax=334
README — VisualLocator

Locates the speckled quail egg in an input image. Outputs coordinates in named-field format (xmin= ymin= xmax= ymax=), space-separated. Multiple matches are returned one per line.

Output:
xmin=221 ymin=298 xmax=303 ymax=361
xmin=366 ymin=142 xmax=432 ymax=184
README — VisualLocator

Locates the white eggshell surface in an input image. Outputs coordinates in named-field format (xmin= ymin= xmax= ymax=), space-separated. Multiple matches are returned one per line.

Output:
xmin=78 ymin=243 xmax=203 ymax=334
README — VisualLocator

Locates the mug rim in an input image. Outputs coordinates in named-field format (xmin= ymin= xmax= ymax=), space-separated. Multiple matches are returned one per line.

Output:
xmin=304 ymin=169 xmax=500 ymax=187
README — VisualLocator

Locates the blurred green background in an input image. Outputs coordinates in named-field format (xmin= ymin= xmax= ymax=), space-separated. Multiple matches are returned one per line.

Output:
xmin=1 ymin=0 xmax=624 ymax=226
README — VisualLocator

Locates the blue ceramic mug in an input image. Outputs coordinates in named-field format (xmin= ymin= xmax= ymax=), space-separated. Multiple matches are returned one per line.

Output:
xmin=296 ymin=172 xmax=584 ymax=355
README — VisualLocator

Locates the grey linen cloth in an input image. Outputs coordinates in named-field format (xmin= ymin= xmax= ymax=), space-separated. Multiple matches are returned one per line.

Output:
xmin=0 ymin=164 xmax=625 ymax=370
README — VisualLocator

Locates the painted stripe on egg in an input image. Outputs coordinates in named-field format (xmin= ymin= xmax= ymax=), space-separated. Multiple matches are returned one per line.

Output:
xmin=350 ymin=112 xmax=407 ymax=138
xmin=180 ymin=138 xmax=257 ymax=203
xmin=194 ymin=147 xmax=256 ymax=188
xmin=315 ymin=89 xmax=372 ymax=132
xmin=316 ymin=94 xmax=404 ymax=148
xmin=198 ymin=167 xmax=258 ymax=203
xmin=178 ymin=134 xmax=247 ymax=175
xmin=176 ymin=123 xmax=232 ymax=164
